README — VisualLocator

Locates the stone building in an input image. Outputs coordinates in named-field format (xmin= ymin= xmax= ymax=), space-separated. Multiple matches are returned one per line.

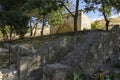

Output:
xmin=50 ymin=10 xmax=93 ymax=34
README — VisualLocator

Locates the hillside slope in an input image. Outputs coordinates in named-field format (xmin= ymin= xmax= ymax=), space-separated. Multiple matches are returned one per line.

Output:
xmin=97 ymin=17 xmax=120 ymax=29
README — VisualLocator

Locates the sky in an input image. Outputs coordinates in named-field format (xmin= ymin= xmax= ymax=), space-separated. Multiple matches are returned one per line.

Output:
xmin=70 ymin=0 xmax=120 ymax=21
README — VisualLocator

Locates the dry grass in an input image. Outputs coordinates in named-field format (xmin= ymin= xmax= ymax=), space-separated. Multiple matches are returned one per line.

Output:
xmin=97 ymin=17 xmax=120 ymax=28
xmin=0 ymin=31 xmax=76 ymax=50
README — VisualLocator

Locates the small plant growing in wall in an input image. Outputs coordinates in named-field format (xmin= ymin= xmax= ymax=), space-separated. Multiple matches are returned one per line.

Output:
xmin=73 ymin=73 xmax=84 ymax=80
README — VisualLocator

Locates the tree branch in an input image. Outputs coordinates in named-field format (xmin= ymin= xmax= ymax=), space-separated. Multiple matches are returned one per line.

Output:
xmin=62 ymin=3 xmax=75 ymax=17
xmin=57 ymin=0 xmax=75 ymax=17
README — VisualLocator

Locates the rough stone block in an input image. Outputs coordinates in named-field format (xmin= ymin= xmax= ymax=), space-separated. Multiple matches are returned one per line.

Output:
xmin=42 ymin=63 xmax=73 ymax=80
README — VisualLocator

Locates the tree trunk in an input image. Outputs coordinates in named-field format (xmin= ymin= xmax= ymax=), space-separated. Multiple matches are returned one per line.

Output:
xmin=74 ymin=0 xmax=79 ymax=34
xmin=30 ymin=21 xmax=33 ymax=36
xmin=101 ymin=0 xmax=110 ymax=31
xmin=41 ymin=16 xmax=45 ymax=36
xmin=9 ymin=26 xmax=14 ymax=41
xmin=103 ymin=11 xmax=110 ymax=31
xmin=106 ymin=20 xmax=110 ymax=31
xmin=34 ymin=24 xmax=37 ymax=36
xmin=62 ymin=2 xmax=74 ymax=17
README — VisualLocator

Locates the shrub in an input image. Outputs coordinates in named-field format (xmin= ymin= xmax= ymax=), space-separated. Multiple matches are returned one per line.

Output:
xmin=73 ymin=73 xmax=120 ymax=80
xmin=73 ymin=73 xmax=85 ymax=80
xmin=91 ymin=21 xmax=100 ymax=29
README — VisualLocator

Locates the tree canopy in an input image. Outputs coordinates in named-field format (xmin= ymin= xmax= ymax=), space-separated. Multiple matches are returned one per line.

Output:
xmin=84 ymin=0 xmax=120 ymax=31
xmin=0 ymin=0 xmax=120 ymax=40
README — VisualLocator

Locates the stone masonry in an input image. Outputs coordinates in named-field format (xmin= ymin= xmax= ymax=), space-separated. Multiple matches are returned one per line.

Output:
xmin=1 ymin=25 xmax=120 ymax=80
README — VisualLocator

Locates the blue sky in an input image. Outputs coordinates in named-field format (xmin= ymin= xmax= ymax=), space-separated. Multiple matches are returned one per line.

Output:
xmin=70 ymin=0 xmax=120 ymax=21
xmin=69 ymin=0 xmax=102 ymax=21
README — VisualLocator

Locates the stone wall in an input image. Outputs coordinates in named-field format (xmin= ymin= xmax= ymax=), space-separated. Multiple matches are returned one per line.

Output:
xmin=2 ymin=36 xmax=75 ymax=80
xmin=2 ymin=25 xmax=120 ymax=80
xmin=81 ymin=12 xmax=93 ymax=30
xmin=42 ymin=26 xmax=120 ymax=80
xmin=3 ymin=44 xmax=38 ymax=80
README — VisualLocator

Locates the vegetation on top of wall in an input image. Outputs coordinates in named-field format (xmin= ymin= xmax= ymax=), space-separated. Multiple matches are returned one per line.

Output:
xmin=91 ymin=21 xmax=101 ymax=29
xmin=49 ymin=8 xmax=65 ymax=27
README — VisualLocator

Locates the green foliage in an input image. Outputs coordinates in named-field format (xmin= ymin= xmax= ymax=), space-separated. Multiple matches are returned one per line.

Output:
xmin=48 ymin=1 xmax=74 ymax=27
xmin=109 ymin=0 xmax=120 ymax=12
xmin=49 ymin=8 xmax=65 ymax=27
xmin=0 ymin=0 xmax=30 ymax=39
xmin=14 ymin=14 xmax=29 ymax=38
xmin=105 ymin=75 xmax=111 ymax=80
xmin=0 ymin=10 xmax=29 ymax=39
xmin=22 ymin=0 xmax=67 ymax=36
xmin=73 ymin=73 xmax=84 ymax=80
xmin=24 ymin=0 xmax=65 ymax=17
xmin=84 ymin=0 xmax=119 ymax=30
xmin=0 ymin=0 xmax=72 ymax=39
xmin=73 ymin=73 xmax=120 ymax=80
xmin=99 ymin=5 xmax=112 ymax=17
xmin=91 ymin=21 xmax=100 ymax=29
xmin=0 ymin=30 xmax=2 ymax=36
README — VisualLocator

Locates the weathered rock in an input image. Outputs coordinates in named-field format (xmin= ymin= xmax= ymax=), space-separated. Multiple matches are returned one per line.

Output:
xmin=37 ymin=36 xmax=75 ymax=63
xmin=1 ymin=25 xmax=120 ymax=80
xmin=42 ymin=63 xmax=73 ymax=80
xmin=0 ymin=68 xmax=17 ymax=80
xmin=0 ymin=72 xmax=3 ymax=80
xmin=41 ymin=26 xmax=120 ymax=79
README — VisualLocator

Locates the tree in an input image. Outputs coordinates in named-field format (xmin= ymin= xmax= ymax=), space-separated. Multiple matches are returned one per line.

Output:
xmin=0 ymin=12 xmax=9 ymax=39
xmin=48 ymin=8 xmax=65 ymax=27
xmin=74 ymin=0 xmax=80 ymax=34
xmin=109 ymin=0 xmax=120 ymax=12
xmin=41 ymin=15 xmax=45 ymax=36
xmin=60 ymin=0 xmax=80 ymax=34
xmin=84 ymin=0 xmax=120 ymax=31
xmin=100 ymin=0 xmax=112 ymax=31
xmin=23 ymin=0 xmax=66 ymax=36
xmin=0 ymin=0 xmax=29 ymax=40
xmin=25 ymin=0 xmax=79 ymax=35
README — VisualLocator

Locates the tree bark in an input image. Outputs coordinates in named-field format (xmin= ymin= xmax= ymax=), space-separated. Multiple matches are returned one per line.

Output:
xmin=101 ymin=0 xmax=110 ymax=31
xmin=41 ymin=16 xmax=45 ymax=36
xmin=34 ymin=24 xmax=37 ymax=36
xmin=9 ymin=26 xmax=14 ymax=41
xmin=30 ymin=21 xmax=33 ymax=36
xmin=74 ymin=0 xmax=79 ymax=34
xmin=62 ymin=3 xmax=74 ymax=17
xmin=103 ymin=11 xmax=110 ymax=31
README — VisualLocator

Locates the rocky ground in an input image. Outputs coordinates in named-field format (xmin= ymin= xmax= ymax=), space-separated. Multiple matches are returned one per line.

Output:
xmin=0 ymin=48 xmax=18 ymax=80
